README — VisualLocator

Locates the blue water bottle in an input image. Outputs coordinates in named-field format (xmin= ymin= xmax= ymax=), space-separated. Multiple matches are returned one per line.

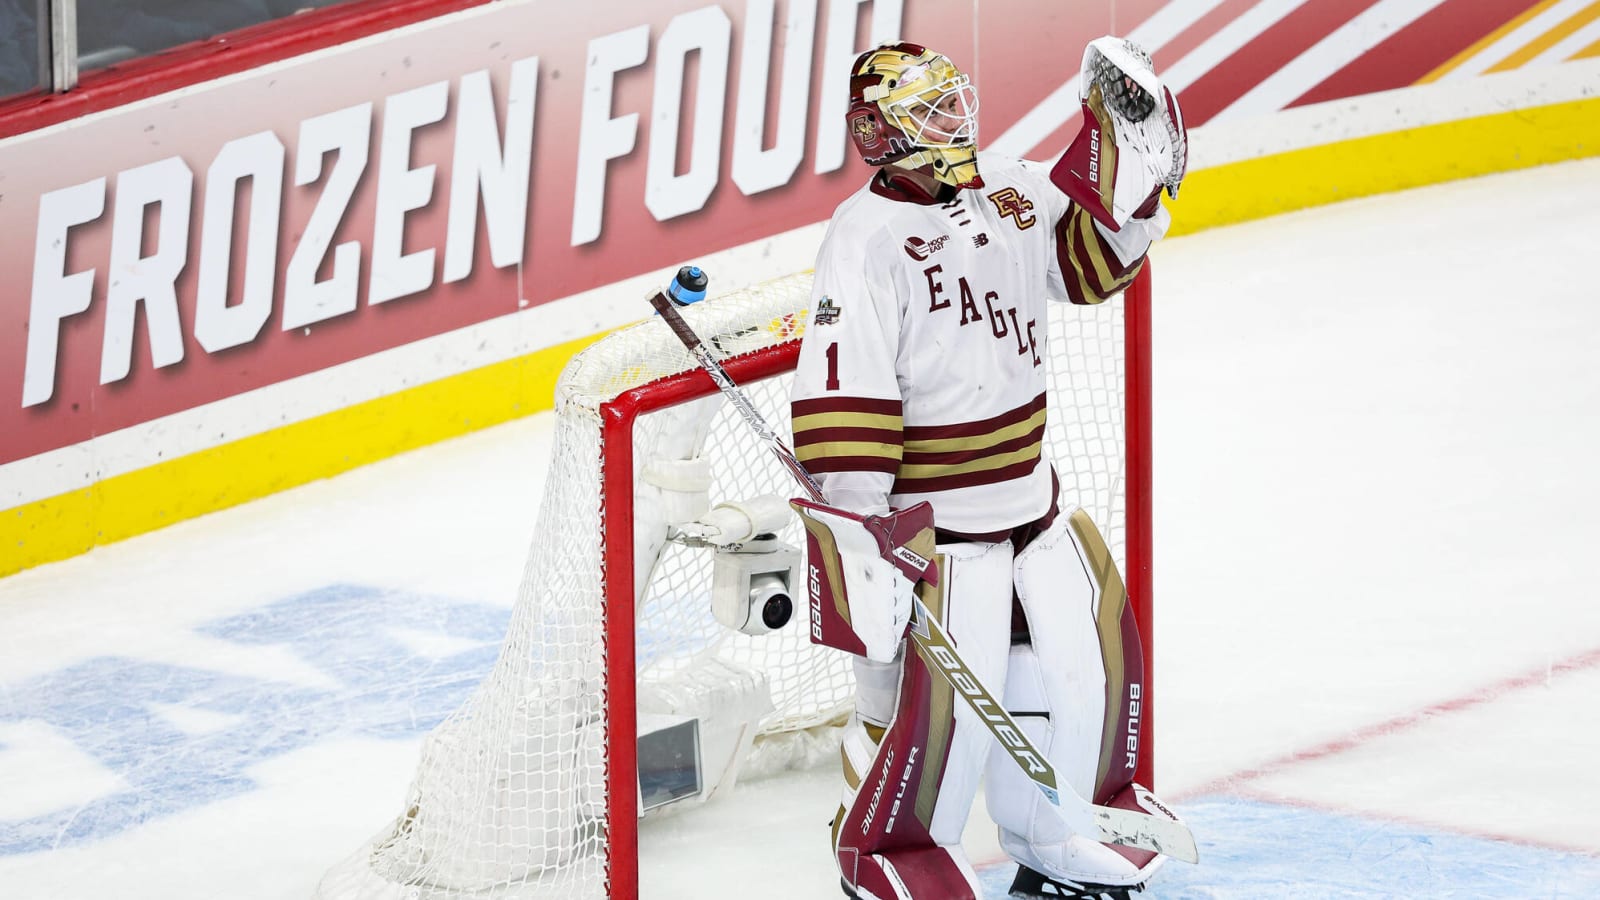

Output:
xmin=666 ymin=265 xmax=709 ymax=306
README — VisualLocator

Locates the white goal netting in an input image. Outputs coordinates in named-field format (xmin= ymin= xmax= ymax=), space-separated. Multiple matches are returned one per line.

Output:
xmin=317 ymin=270 xmax=1136 ymax=900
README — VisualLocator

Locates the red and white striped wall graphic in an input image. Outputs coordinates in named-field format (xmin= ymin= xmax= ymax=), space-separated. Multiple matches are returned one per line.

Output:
xmin=993 ymin=0 xmax=1600 ymax=160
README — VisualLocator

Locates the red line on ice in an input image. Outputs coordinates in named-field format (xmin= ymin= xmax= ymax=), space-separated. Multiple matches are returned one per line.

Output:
xmin=1179 ymin=644 xmax=1600 ymax=798
xmin=1171 ymin=643 xmax=1600 ymax=855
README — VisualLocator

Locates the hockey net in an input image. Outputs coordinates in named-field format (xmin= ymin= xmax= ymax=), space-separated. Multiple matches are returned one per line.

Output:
xmin=317 ymin=268 xmax=1152 ymax=900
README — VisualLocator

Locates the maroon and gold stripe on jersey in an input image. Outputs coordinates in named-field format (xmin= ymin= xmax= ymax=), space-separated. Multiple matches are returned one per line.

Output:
xmin=1057 ymin=205 xmax=1146 ymax=305
xmin=792 ymin=396 xmax=904 ymax=475
xmin=892 ymin=393 xmax=1047 ymax=495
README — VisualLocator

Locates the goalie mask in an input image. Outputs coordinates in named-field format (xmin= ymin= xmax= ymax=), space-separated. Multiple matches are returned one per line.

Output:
xmin=847 ymin=42 xmax=983 ymax=189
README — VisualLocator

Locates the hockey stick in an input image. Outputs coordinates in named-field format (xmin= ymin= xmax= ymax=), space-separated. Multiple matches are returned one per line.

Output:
xmin=648 ymin=278 xmax=1198 ymax=864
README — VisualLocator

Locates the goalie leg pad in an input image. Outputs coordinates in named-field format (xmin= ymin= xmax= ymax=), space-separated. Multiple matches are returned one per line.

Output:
xmin=833 ymin=540 xmax=1013 ymax=899
xmin=834 ymin=654 xmax=983 ymax=900
xmin=840 ymin=846 xmax=983 ymax=900
xmin=986 ymin=509 xmax=1164 ymax=887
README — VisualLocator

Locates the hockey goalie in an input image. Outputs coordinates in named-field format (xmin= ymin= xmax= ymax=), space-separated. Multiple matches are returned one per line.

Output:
xmin=785 ymin=38 xmax=1191 ymax=900
xmin=317 ymin=33 xmax=1190 ymax=900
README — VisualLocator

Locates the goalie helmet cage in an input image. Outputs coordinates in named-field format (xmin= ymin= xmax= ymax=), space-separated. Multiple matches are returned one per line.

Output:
xmin=316 ymin=267 xmax=1153 ymax=900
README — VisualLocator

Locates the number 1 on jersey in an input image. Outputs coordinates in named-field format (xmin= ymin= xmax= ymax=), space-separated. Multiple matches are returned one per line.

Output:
xmin=825 ymin=341 xmax=840 ymax=391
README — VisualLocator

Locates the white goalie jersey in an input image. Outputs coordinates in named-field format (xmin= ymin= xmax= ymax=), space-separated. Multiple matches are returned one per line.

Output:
xmin=791 ymin=152 xmax=1164 ymax=536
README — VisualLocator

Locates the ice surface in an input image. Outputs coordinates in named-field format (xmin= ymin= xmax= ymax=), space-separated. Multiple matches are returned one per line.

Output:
xmin=3 ymin=159 xmax=1600 ymax=898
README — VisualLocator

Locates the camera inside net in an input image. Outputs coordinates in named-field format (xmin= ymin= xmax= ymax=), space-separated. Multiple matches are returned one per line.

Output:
xmin=711 ymin=536 xmax=803 ymax=636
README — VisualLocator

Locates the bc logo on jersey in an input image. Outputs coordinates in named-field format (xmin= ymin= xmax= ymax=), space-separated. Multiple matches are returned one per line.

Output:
xmin=987 ymin=187 xmax=1037 ymax=230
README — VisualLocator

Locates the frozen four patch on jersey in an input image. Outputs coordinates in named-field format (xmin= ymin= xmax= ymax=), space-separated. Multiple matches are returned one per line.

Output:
xmin=814 ymin=297 xmax=842 ymax=325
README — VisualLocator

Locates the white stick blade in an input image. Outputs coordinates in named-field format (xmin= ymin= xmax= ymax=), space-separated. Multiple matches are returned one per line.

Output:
xmin=1094 ymin=803 xmax=1199 ymax=864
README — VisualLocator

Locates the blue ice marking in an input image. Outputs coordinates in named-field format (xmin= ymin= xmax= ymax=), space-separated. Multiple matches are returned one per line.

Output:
xmin=0 ymin=584 xmax=508 ymax=855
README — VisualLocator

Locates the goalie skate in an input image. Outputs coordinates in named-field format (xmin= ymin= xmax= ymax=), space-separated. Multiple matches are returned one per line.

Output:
xmin=1009 ymin=864 xmax=1146 ymax=900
